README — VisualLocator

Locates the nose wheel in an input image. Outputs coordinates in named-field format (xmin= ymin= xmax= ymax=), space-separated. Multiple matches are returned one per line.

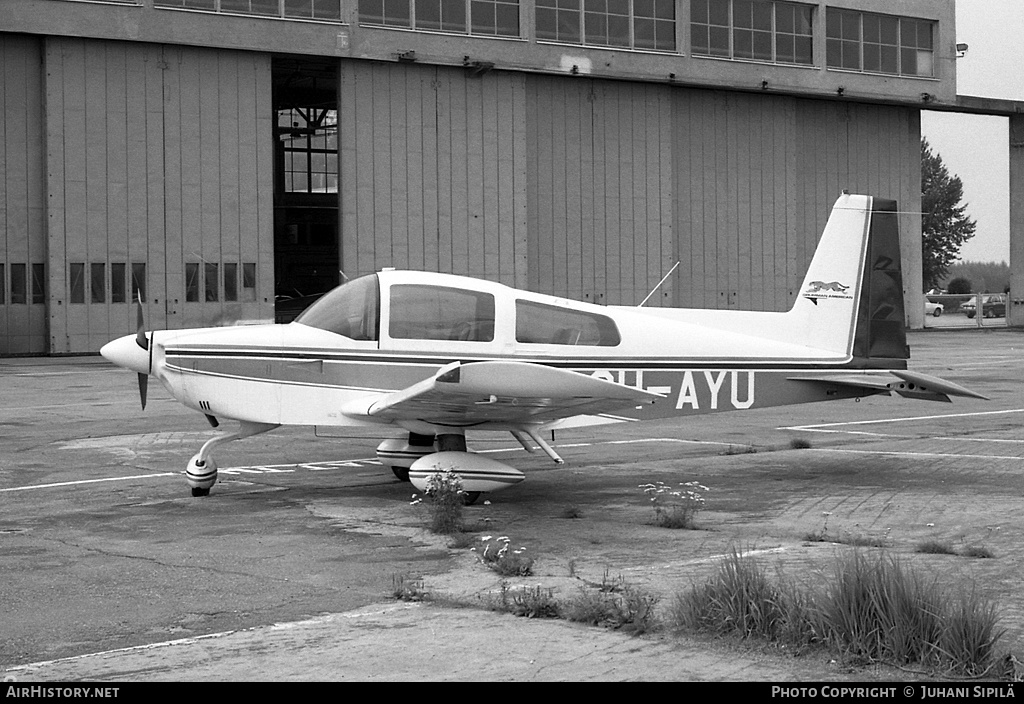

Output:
xmin=185 ymin=421 xmax=279 ymax=497
xmin=187 ymin=454 xmax=217 ymax=497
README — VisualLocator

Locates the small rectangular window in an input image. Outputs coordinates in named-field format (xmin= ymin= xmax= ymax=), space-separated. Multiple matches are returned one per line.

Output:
xmin=10 ymin=264 xmax=26 ymax=305
xmin=0 ymin=264 xmax=5 ymax=305
xmin=154 ymin=0 xmax=218 ymax=9
xmin=358 ymin=0 xmax=412 ymax=27
xmin=471 ymin=0 xmax=520 ymax=37
xmin=111 ymin=263 xmax=126 ymax=304
xmin=536 ymin=0 xmax=582 ymax=43
xmin=284 ymin=0 xmax=343 ymax=20
xmin=91 ymin=263 xmax=106 ymax=303
xmin=131 ymin=263 xmax=147 ymax=303
xmin=186 ymin=263 xmax=200 ymax=302
xmin=70 ymin=263 xmax=85 ymax=304
xmin=242 ymin=263 xmax=257 ymax=302
xmin=32 ymin=264 xmax=45 ymax=305
xmin=205 ymin=263 xmax=219 ymax=302
xmin=224 ymin=263 xmax=239 ymax=302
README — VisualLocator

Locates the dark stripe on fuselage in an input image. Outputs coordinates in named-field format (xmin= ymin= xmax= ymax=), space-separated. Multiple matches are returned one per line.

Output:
xmin=163 ymin=347 xmax=904 ymax=372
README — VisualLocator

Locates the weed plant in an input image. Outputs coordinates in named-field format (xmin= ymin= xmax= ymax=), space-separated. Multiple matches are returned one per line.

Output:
xmin=411 ymin=466 xmax=465 ymax=534
xmin=473 ymin=535 xmax=534 ymax=576
xmin=561 ymin=583 xmax=660 ymax=634
xmin=488 ymin=582 xmax=560 ymax=618
xmin=640 ymin=480 xmax=709 ymax=529
xmin=391 ymin=573 xmax=428 ymax=602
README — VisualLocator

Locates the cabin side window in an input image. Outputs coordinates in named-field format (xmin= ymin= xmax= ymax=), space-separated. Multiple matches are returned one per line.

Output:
xmin=515 ymin=300 xmax=620 ymax=346
xmin=389 ymin=285 xmax=495 ymax=342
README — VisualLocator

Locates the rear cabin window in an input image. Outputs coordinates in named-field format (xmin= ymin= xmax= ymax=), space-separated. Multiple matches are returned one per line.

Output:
xmin=389 ymin=285 xmax=495 ymax=342
xmin=515 ymin=300 xmax=620 ymax=346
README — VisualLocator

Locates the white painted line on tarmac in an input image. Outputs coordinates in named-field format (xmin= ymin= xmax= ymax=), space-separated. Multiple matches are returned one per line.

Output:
xmin=781 ymin=407 xmax=1024 ymax=434
xmin=0 ymin=438 xmax=722 ymax=494
xmin=0 ymin=473 xmax=178 ymax=493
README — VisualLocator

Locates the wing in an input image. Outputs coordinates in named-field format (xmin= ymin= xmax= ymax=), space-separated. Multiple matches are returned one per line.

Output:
xmin=788 ymin=369 xmax=988 ymax=403
xmin=344 ymin=360 xmax=663 ymax=427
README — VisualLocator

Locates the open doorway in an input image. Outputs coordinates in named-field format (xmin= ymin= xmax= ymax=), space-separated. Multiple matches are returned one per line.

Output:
xmin=272 ymin=57 xmax=339 ymax=322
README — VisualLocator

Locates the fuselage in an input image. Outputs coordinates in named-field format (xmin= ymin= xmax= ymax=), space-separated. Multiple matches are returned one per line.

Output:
xmin=103 ymin=269 xmax=897 ymax=429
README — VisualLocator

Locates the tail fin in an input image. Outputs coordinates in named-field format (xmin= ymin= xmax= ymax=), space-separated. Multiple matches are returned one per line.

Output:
xmin=792 ymin=194 xmax=907 ymax=364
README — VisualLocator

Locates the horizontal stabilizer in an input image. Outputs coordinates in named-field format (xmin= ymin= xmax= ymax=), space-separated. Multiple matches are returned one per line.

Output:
xmin=789 ymin=370 xmax=987 ymax=403
xmin=891 ymin=370 xmax=989 ymax=401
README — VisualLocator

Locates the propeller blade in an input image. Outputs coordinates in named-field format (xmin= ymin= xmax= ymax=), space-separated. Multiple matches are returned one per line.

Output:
xmin=135 ymin=293 xmax=148 ymax=351
xmin=136 ymin=292 xmax=150 ymax=408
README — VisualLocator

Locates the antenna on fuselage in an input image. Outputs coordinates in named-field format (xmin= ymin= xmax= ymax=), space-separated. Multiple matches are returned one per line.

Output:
xmin=637 ymin=261 xmax=680 ymax=307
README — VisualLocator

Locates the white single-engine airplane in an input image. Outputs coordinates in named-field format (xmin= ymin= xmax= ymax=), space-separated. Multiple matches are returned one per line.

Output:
xmin=102 ymin=194 xmax=985 ymax=501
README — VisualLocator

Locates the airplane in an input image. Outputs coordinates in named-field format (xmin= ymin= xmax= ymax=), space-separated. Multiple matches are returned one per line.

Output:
xmin=101 ymin=193 xmax=986 ymax=502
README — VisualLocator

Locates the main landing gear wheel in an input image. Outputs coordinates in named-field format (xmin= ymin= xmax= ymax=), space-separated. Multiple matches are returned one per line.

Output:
xmin=392 ymin=466 xmax=411 ymax=483
xmin=463 ymin=491 xmax=481 ymax=506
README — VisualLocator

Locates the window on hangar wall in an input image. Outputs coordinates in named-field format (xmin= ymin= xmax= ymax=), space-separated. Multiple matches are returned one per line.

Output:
xmin=1 ymin=264 xmax=46 ymax=306
xmin=535 ymin=0 xmax=676 ymax=53
xmin=153 ymin=0 xmax=342 ymax=21
xmin=278 ymin=108 xmax=338 ymax=194
xmin=358 ymin=0 xmax=521 ymax=37
xmin=826 ymin=8 xmax=935 ymax=77
xmin=691 ymin=0 xmax=813 ymax=65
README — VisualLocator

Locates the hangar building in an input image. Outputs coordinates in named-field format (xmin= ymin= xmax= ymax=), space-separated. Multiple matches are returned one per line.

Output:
xmin=0 ymin=0 xmax=1012 ymax=355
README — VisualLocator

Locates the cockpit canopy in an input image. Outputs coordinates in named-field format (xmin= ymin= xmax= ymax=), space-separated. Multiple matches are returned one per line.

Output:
xmin=295 ymin=273 xmax=379 ymax=341
xmin=295 ymin=271 xmax=620 ymax=347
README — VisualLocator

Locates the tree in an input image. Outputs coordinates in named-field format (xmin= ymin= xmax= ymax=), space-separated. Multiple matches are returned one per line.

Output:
xmin=946 ymin=276 xmax=972 ymax=295
xmin=921 ymin=138 xmax=977 ymax=290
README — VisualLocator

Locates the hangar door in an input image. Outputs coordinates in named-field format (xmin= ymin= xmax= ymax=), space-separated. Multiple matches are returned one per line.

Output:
xmin=44 ymin=38 xmax=275 ymax=353
xmin=272 ymin=57 xmax=339 ymax=322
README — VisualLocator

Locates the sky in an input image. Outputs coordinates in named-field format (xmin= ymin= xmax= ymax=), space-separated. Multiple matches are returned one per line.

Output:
xmin=920 ymin=0 xmax=1024 ymax=263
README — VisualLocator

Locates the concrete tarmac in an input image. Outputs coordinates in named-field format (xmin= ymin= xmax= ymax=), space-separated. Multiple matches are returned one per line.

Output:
xmin=2 ymin=329 xmax=1023 ymax=681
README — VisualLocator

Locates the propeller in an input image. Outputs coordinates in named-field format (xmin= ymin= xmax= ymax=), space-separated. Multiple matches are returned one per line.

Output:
xmin=135 ymin=293 xmax=152 ymax=410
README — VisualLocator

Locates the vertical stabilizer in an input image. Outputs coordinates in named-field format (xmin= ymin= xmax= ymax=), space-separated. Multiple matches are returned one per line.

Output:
xmin=789 ymin=194 xmax=873 ymax=357
xmin=852 ymin=198 xmax=908 ymax=363
xmin=788 ymin=194 xmax=907 ymax=364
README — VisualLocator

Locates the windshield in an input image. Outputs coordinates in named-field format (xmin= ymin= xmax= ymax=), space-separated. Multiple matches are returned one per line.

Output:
xmin=294 ymin=274 xmax=379 ymax=341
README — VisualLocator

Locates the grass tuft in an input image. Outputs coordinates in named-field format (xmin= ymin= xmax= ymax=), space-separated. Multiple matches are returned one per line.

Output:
xmin=391 ymin=573 xmax=429 ymax=602
xmin=917 ymin=540 xmax=957 ymax=555
xmin=670 ymin=549 xmax=1008 ymax=677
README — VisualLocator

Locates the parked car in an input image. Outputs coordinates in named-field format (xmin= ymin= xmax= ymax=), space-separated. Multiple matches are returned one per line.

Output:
xmin=925 ymin=300 xmax=944 ymax=317
xmin=962 ymin=294 xmax=1007 ymax=319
